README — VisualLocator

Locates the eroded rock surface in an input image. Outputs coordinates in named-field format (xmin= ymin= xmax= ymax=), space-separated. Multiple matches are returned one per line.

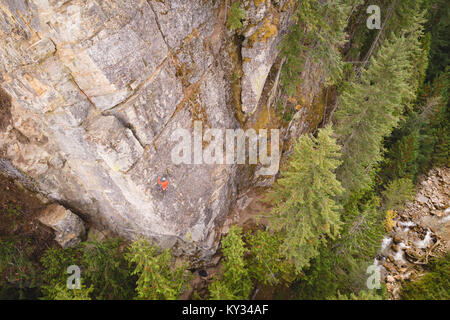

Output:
xmin=0 ymin=0 xmax=309 ymax=260
xmin=38 ymin=203 xmax=86 ymax=248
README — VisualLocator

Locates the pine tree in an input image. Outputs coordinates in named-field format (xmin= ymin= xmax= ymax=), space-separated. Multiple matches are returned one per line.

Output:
xmin=266 ymin=126 xmax=344 ymax=274
xmin=82 ymin=238 xmax=136 ymax=300
xmin=126 ymin=238 xmax=191 ymax=300
xmin=246 ymin=229 xmax=295 ymax=286
xmin=334 ymin=33 xmax=415 ymax=195
xmin=291 ymin=244 xmax=341 ymax=299
xmin=209 ymin=226 xmax=252 ymax=300
xmin=380 ymin=125 xmax=422 ymax=182
xmin=227 ymin=1 xmax=246 ymax=31
xmin=400 ymin=254 xmax=450 ymax=300
xmin=381 ymin=69 xmax=449 ymax=181
xmin=332 ymin=194 xmax=386 ymax=292
xmin=285 ymin=0 xmax=442 ymax=300
xmin=381 ymin=178 xmax=415 ymax=211
xmin=425 ymin=0 xmax=450 ymax=82
xmin=53 ymin=283 xmax=94 ymax=300
xmin=40 ymin=246 xmax=83 ymax=300
xmin=427 ymin=70 xmax=450 ymax=167
xmin=280 ymin=0 xmax=360 ymax=95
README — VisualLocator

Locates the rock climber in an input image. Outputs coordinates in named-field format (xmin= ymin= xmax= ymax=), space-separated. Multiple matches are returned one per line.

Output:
xmin=158 ymin=177 xmax=169 ymax=191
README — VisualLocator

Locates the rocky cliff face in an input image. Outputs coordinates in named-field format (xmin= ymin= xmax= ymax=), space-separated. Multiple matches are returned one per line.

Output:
xmin=0 ymin=0 xmax=318 ymax=260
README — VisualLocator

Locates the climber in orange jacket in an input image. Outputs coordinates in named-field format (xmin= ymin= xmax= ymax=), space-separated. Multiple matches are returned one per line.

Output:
xmin=158 ymin=177 xmax=169 ymax=191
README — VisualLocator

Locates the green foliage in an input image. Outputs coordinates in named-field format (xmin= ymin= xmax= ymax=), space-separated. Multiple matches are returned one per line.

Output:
xmin=279 ymin=10 xmax=306 ymax=96
xmin=280 ymin=0 xmax=359 ymax=96
xmin=40 ymin=246 xmax=82 ymax=300
xmin=246 ymin=229 xmax=295 ymax=286
xmin=380 ymin=125 xmax=422 ymax=182
xmin=208 ymin=280 xmax=237 ymax=300
xmin=40 ymin=238 xmax=136 ymax=300
xmin=227 ymin=1 xmax=246 ymax=31
xmin=333 ymin=196 xmax=385 ymax=294
xmin=331 ymin=288 xmax=386 ymax=300
xmin=6 ymin=204 xmax=22 ymax=230
xmin=82 ymin=238 xmax=136 ymax=299
xmin=425 ymin=0 xmax=450 ymax=82
xmin=347 ymin=0 xmax=429 ymax=67
xmin=381 ymin=69 xmax=449 ymax=183
xmin=425 ymin=71 xmax=449 ymax=167
xmin=290 ymin=244 xmax=340 ymax=299
xmin=1 ymin=0 xmax=447 ymax=303
xmin=266 ymin=126 xmax=344 ymax=273
xmin=381 ymin=178 xmax=415 ymax=211
xmin=335 ymin=3 xmax=432 ymax=194
xmin=126 ymin=238 xmax=190 ymax=300
xmin=420 ymin=70 xmax=450 ymax=168
xmin=53 ymin=283 xmax=93 ymax=300
xmin=291 ymin=2 xmax=444 ymax=299
xmin=0 ymin=237 xmax=41 ymax=299
xmin=401 ymin=254 xmax=450 ymax=300
xmin=337 ymin=195 xmax=385 ymax=274
xmin=294 ymin=191 xmax=386 ymax=299
xmin=209 ymin=226 xmax=252 ymax=300
xmin=334 ymin=33 xmax=417 ymax=195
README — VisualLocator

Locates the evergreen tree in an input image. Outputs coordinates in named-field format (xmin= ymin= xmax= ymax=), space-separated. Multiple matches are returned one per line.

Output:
xmin=333 ymin=194 xmax=385 ymax=292
xmin=381 ymin=178 xmax=415 ymax=211
xmin=40 ymin=238 xmax=136 ymax=300
xmin=266 ymin=126 xmax=344 ymax=273
xmin=426 ymin=70 xmax=449 ymax=167
xmin=227 ymin=1 xmax=246 ymax=31
xmin=290 ymin=244 xmax=341 ymax=299
xmin=82 ymin=238 xmax=136 ymax=300
xmin=40 ymin=247 xmax=83 ymax=300
xmin=209 ymin=226 xmax=252 ymax=300
xmin=425 ymin=0 xmax=450 ymax=82
xmin=381 ymin=69 xmax=449 ymax=181
xmin=331 ymin=288 xmax=386 ymax=300
xmin=380 ymin=125 xmax=422 ymax=182
xmin=401 ymin=254 xmax=450 ymax=300
xmin=126 ymin=238 xmax=191 ymax=300
xmin=53 ymin=283 xmax=94 ymax=300
xmin=280 ymin=0 xmax=360 ymax=95
xmin=246 ymin=229 xmax=295 ymax=286
xmin=334 ymin=33 xmax=415 ymax=195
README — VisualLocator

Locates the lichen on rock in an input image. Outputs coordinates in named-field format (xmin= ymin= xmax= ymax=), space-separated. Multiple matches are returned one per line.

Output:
xmin=0 ymin=0 xmax=309 ymax=261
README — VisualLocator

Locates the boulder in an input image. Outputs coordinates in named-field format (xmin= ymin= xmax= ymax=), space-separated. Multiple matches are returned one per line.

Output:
xmin=38 ymin=204 xmax=86 ymax=248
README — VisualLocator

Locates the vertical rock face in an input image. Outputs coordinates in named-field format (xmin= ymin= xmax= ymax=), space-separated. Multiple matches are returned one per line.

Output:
xmin=240 ymin=0 xmax=291 ymax=115
xmin=0 ymin=0 xmax=307 ymax=260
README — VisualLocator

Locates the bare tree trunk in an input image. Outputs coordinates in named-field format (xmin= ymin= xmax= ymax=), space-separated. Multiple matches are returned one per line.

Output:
xmin=224 ymin=0 xmax=228 ymax=24
xmin=267 ymin=57 xmax=286 ymax=122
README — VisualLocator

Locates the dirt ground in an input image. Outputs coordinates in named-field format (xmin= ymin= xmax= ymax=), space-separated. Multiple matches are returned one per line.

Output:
xmin=0 ymin=174 xmax=54 ymax=242
xmin=0 ymin=174 xmax=57 ymax=298
xmin=0 ymin=87 xmax=12 ymax=132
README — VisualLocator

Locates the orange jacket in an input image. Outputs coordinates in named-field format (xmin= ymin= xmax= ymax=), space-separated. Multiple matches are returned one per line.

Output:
xmin=158 ymin=178 xmax=169 ymax=191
